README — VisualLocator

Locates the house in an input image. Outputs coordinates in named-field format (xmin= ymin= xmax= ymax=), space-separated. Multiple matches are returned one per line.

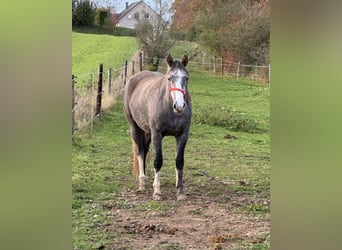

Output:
xmin=117 ymin=1 xmax=158 ymax=29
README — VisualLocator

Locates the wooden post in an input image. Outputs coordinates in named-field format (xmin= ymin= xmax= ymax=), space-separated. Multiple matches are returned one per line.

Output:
xmin=123 ymin=60 xmax=128 ymax=86
xmin=72 ymin=75 xmax=76 ymax=140
xmin=132 ymin=60 xmax=135 ymax=76
xmin=221 ymin=56 xmax=224 ymax=76
xmin=96 ymin=64 xmax=103 ymax=116
xmin=139 ymin=51 xmax=143 ymax=71
xmin=268 ymin=64 xmax=271 ymax=85
xmin=213 ymin=56 xmax=216 ymax=74
xmin=108 ymin=68 xmax=112 ymax=94
xmin=237 ymin=61 xmax=240 ymax=79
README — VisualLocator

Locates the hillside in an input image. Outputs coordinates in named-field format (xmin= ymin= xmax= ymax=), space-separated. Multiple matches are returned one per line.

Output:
xmin=72 ymin=32 xmax=138 ymax=82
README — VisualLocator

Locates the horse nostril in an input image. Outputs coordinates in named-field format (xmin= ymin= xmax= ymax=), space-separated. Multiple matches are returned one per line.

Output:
xmin=173 ymin=103 xmax=177 ymax=110
xmin=183 ymin=103 xmax=186 ymax=109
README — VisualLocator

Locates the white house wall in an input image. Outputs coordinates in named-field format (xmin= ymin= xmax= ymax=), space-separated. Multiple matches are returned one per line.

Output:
xmin=119 ymin=2 xmax=157 ymax=29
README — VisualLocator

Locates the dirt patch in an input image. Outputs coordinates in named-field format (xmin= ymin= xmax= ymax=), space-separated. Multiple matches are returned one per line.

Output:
xmin=102 ymin=185 xmax=270 ymax=250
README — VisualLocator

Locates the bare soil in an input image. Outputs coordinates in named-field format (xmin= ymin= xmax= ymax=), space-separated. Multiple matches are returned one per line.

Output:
xmin=100 ymin=178 xmax=270 ymax=250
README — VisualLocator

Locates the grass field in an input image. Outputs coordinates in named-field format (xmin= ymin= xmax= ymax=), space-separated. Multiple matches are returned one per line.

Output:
xmin=72 ymin=61 xmax=270 ymax=249
xmin=72 ymin=32 xmax=138 ymax=83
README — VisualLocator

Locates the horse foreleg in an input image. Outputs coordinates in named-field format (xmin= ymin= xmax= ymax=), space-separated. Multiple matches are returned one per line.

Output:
xmin=152 ymin=132 xmax=163 ymax=200
xmin=175 ymin=134 xmax=188 ymax=201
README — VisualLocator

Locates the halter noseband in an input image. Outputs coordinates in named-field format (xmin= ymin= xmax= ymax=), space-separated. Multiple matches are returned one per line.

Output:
xmin=169 ymin=87 xmax=188 ymax=100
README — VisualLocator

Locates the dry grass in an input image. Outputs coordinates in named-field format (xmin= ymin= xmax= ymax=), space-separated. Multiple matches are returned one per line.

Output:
xmin=74 ymin=79 xmax=122 ymax=131
xmin=73 ymin=52 xmax=141 ymax=133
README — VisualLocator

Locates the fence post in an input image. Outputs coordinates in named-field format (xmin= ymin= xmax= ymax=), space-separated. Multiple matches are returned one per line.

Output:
xmin=123 ymin=60 xmax=128 ymax=86
xmin=96 ymin=64 xmax=103 ymax=116
xmin=213 ymin=55 xmax=216 ymax=74
xmin=221 ymin=56 xmax=224 ymax=76
xmin=268 ymin=64 xmax=271 ymax=85
xmin=139 ymin=51 xmax=143 ymax=71
xmin=132 ymin=60 xmax=135 ymax=76
xmin=237 ymin=61 xmax=240 ymax=79
xmin=72 ymin=75 xmax=76 ymax=140
xmin=108 ymin=68 xmax=112 ymax=94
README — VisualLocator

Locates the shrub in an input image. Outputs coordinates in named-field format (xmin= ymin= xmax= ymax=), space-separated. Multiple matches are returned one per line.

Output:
xmin=73 ymin=1 xmax=96 ymax=27
xmin=112 ymin=27 xmax=136 ymax=37
xmin=193 ymin=105 xmax=258 ymax=133
xmin=95 ymin=8 xmax=109 ymax=26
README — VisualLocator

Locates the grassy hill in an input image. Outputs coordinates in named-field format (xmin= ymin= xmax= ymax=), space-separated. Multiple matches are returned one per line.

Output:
xmin=72 ymin=32 xmax=138 ymax=84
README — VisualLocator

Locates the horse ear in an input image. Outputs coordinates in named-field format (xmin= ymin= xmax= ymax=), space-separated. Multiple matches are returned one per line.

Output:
xmin=181 ymin=55 xmax=188 ymax=67
xmin=166 ymin=54 xmax=173 ymax=67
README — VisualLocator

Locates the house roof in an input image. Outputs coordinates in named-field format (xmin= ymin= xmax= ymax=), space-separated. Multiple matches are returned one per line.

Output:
xmin=118 ymin=1 xmax=155 ymax=20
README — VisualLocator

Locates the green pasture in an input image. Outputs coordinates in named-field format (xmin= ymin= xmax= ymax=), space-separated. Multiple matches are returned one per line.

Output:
xmin=72 ymin=32 xmax=137 ymax=83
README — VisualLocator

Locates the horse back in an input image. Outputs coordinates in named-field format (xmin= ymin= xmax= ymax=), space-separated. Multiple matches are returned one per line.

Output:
xmin=123 ymin=71 xmax=163 ymax=129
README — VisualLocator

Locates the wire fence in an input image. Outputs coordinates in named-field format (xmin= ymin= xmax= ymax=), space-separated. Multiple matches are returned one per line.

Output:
xmin=72 ymin=52 xmax=141 ymax=140
xmin=143 ymin=53 xmax=270 ymax=84
xmin=72 ymin=50 xmax=270 ymax=140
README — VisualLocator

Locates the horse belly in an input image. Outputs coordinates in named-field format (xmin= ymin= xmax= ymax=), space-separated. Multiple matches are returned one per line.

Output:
xmin=129 ymin=104 xmax=151 ymax=132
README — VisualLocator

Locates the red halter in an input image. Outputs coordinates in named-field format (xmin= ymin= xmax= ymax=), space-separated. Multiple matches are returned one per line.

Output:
xmin=169 ymin=87 xmax=188 ymax=100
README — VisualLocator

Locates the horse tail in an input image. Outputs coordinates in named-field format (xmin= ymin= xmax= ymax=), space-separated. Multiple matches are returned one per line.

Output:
xmin=132 ymin=139 xmax=139 ymax=176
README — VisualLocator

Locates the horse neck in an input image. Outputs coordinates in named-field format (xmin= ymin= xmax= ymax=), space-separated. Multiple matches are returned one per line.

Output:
xmin=160 ymin=75 xmax=172 ymax=104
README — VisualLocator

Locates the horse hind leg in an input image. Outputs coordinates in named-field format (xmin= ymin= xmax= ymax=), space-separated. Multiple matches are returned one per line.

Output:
xmin=151 ymin=132 xmax=163 ymax=200
xmin=131 ymin=128 xmax=147 ymax=190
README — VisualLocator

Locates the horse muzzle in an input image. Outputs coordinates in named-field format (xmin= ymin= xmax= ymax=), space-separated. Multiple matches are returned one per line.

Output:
xmin=173 ymin=102 xmax=186 ymax=113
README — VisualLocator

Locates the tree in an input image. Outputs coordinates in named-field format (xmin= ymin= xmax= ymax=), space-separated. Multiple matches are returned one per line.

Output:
xmin=73 ymin=0 xmax=96 ymax=27
xmin=135 ymin=0 xmax=174 ymax=71
xmin=171 ymin=0 xmax=270 ymax=65
xmin=95 ymin=8 xmax=110 ymax=25
xmin=92 ymin=0 xmax=122 ymax=14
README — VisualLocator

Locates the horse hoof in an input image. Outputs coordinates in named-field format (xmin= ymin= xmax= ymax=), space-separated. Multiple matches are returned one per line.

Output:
xmin=136 ymin=185 xmax=145 ymax=192
xmin=177 ymin=193 xmax=186 ymax=201
xmin=153 ymin=193 xmax=162 ymax=200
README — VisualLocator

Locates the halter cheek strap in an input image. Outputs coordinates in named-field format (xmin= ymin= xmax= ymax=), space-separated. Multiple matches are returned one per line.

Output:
xmin=169 ymin=87 xmax=188 ymax=99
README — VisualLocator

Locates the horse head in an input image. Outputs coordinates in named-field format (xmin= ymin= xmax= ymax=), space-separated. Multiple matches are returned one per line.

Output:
xmin=166 ymin=54 xmax=189 ymax=114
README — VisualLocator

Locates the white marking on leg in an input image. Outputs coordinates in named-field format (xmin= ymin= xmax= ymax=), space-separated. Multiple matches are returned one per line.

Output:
xmin=175 ymin=168 xmax=179 ymax=188
xmin=153 ymin=170 xmax=161 ymax=200
xmin=138 ymin=155 xmax=146 ymax=189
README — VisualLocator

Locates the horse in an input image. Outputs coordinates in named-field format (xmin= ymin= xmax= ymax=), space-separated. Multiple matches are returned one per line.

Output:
xmin=123 ymin=54 xmax=191 ymax=201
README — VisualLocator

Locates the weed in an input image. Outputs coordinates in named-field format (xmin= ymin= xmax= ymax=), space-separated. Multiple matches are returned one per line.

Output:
xmin=193 ymin=105 xmax=258 ymax=132
xmin=245 ymin=202 xmax=270 ymax=214
xmin=250 ymin=241 xmax=270 ymax=250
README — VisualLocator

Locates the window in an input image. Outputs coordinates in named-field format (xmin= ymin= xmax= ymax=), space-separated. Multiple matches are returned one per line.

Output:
xmin=128 ymin=14 xmax=132 ymax=19
xmin=134 ymin=12 xmax=139 ymax=19
xmin=144 ymin=13 xmax=149 ymax=19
